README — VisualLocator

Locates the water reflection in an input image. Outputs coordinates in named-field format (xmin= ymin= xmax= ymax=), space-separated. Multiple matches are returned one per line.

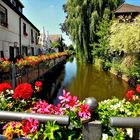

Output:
xmin=42 ymin=57 xmax=130 ymax=103
xmin=62 ymin=57 xmax=129 ymax=102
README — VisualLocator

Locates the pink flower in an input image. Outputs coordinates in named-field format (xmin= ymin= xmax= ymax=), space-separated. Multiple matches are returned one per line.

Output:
xmin=136 ymin=85 xmax=140 ymax=93
xmin=65 ymin=95 xmax=78 ymax=111
xmin=126 ymin=90 xmax=135 ymax=101
xmin=54 ymin=104 xmax=64 ymax=115
xmin=32 ymin=100 xmax=49 ymax=114
xmin=78 ymin=104 xmax=91 ymax=119
xmin=58 ymin=90 xmax=70 ymax=103
xmin=22 ymin=118 xmax=39 ymax=135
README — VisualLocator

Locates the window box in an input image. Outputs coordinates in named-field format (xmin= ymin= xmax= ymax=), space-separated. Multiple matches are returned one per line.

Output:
xmin=23 ymin=32 xmax=28 ymax=36
xmin=1 ymin=21 xmax=8 ymax=28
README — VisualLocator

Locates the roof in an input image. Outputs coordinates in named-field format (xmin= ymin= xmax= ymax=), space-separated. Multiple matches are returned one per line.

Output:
xmin=115 ymin=3 xmax=140 ymax=13
xmin=49 ymin=34 xmax=62 ymax=42
xmin=17 ymin=0 xmax=24 ymax=8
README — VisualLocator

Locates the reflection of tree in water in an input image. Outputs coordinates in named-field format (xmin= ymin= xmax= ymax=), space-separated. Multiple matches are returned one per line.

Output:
xmin=67 ymin=56 xmax=74 ymax=63
xmin=66 ymin=61 xmax=129 ymax=102
xmin=39 ymin=65 xmax=65 ymax=104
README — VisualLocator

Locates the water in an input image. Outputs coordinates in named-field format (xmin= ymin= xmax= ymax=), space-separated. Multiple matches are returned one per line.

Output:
xmin=44 ymin=57 xmax=130 ymax=103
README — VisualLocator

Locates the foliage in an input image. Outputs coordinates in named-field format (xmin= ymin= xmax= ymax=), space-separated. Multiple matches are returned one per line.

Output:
xmin=98 ymin=84 xmax=140 ymax=139
xmin=61 ymin=0 xmax=124 ymax=62
xmin=0 ymin=82 xmax=91 ymax=139
xmin=68 ymin=44 xmax=75 ymax=51
xmin=16 ymin=52 xmax=68 ymax=69
xmin=91 ymin=8 xmax=113 ymax=61
xmin=109 ymin=15 xmax=140 ymax=53
xmin=127 ymin=59 xmax=140 ymax=80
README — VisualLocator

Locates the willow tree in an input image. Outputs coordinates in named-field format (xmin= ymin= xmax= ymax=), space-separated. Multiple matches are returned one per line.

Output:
xmin=61 ymin=0 xmax=124 ymax=62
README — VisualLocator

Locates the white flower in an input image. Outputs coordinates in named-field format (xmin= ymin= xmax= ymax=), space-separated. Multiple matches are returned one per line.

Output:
xmin=126 ymin=128 xmax=132 ymax=138
xmin=119 ymin=107 xmax=124 ymax=112
xmin=102 ymin=133 xmax=109 ymax=140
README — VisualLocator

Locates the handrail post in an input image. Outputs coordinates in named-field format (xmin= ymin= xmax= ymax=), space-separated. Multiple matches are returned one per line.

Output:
xmin=132 ymin=128 xmax=139 ymax=140
xmin=82 ymin=97 xmax=102 ymax=140
xmin=11 ymin=62 xmax=16 ymax=89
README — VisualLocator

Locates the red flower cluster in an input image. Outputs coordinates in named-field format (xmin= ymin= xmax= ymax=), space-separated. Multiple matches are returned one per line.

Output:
xmin=22 ymin=118 xmax=39 ymax=135
xmin=35 ymin=81 xmax=42 ymax=87
xmin=126 ymin=90 xmax=135 ymax=101
xmin=0 ymin=83 xmax=12 ymax=93
xmin=35 ymin=81 xmax=42 ymax=93
xmin=13 ymin=83 xmax=33 ymax=99
xmin=126 ymin=84 xmax=140 ymax=101
xmin=136 ymin=85 xmax=140 ymax=93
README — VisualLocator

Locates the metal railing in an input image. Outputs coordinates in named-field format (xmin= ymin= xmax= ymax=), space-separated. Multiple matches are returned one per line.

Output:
xmin=110 ymin=117 xmax=140 ymax=140
xmin=0 ymin=56 xmax=66 ymax=88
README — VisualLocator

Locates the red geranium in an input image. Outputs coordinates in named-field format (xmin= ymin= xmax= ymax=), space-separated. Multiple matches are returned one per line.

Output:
xmin=22 ymin=118 xmax=39 ymax=135
xmin=0 ymin=83 xmax=12 ymax=93
xmin=13 ymin=83 xmax=33 ymax=99
xmin=136 ymin=84 xmax=140 ymax=93
xmin=35 ymin=81 xmax=42 ymax=87
xmin=126 ymin=90 xmax=135 ymax=101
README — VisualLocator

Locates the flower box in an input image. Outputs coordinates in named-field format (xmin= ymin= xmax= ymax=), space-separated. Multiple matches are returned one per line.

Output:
xmin=23 ymin=32 xmax=28 ymax=36
xmin=1 ymin=22 xmax=8 ymax=28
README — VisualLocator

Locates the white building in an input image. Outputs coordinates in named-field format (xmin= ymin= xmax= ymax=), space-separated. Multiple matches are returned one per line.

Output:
xmin=0 ymin=0 xmax=40 ymax=61
xmin=38 ymin=27 xmax=51 ymax=54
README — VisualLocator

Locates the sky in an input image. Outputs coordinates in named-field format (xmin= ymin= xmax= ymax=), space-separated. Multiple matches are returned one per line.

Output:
xmin=21 ymin=0 xmax=140 ymax=46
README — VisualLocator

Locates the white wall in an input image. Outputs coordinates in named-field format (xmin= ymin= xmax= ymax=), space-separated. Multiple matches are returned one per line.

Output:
xmin=0 ymin=0 xmax=40 ymax=58
xmin=0 ymin=0 xmax=20 ymax=58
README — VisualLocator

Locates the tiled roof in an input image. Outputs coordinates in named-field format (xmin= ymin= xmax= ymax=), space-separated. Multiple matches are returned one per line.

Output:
xmin=115 ymin=3 xmax=140 ymax=13
xmin=49 ymin=34 xmax=62 ymax=42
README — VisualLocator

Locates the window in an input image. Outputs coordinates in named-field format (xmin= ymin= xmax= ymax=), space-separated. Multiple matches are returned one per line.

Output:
xmin=11 ymin=0 xmax=16 ymax=6
xmin=35 ymin=32 xmax=38 ymax=44
xmin=18 ymin=6 xmax=22 ymax=13
xmin=23 ymin=23 xmax=28 ymax=36
xmin=31 ymin=29 xmax=34 ymax=43
xmin=0 ymin=4 xmax=8 ymax=27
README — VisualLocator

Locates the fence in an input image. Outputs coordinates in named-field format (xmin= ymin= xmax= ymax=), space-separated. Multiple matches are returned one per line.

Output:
xmin=110 ymin=117 xmax=140 ymax=140
xmin=0 ymin=56 xmax=66 ymax=88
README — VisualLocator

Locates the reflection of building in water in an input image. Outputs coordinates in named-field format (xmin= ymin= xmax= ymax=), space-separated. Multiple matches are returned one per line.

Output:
xmin=40 ymin=65 xmax=65 ymax=104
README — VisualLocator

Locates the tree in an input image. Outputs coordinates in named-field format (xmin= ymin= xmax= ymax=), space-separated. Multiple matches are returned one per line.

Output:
xmin=110 ymin=15 xmax=140 ymax=53
xmin=91 ymin=9 xmax=113 ymax=60
xmin=61 ymin=0 xmax=124 ymax=62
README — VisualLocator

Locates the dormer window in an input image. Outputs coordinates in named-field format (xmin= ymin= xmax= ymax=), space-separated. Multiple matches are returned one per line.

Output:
xmin=18 ymin=6 xmax=22 ymax=13
xmin=11 ymin=0 xmax=16 ymax=7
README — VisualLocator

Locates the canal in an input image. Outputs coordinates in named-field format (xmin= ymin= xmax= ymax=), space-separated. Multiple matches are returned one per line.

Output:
xmin=43 ymin=57 xmax=130 ymax=103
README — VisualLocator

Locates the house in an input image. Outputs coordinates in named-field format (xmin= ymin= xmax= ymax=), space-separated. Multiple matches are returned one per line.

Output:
xmin=49 ymin=34 xmax=64 ymax=52
xmin=114 ymin=3 xmax=140 ymax=22
xmin=38 ymin=27 xmax=51 ymax=54
xmin=0 ymin=0 xmax=40 ymax=61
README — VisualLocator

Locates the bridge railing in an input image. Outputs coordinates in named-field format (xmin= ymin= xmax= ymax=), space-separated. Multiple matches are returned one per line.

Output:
xmin=110 ymin=117 xmax=140 ymax=140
